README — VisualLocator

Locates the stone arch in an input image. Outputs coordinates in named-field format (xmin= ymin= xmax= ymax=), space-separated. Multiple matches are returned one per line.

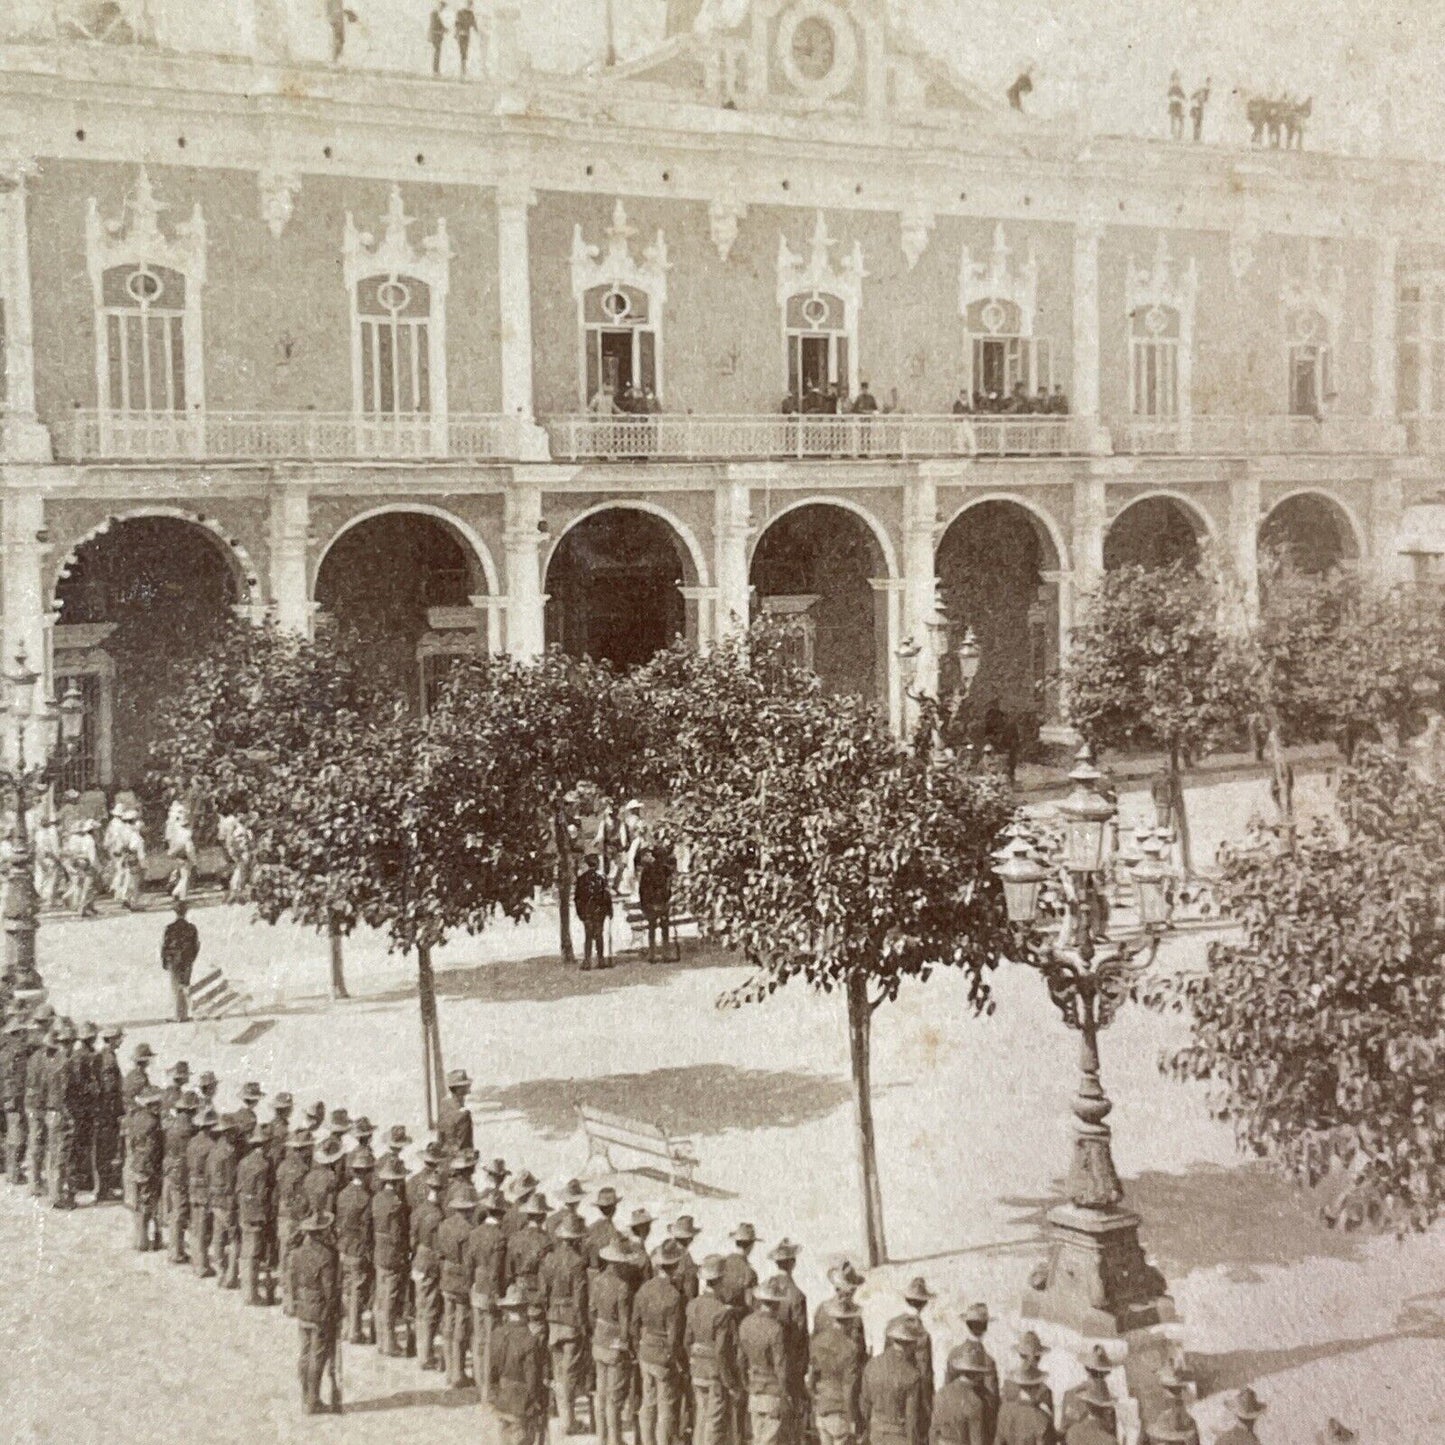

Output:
xmin=1104 ymin=490 xmax=1215 ymax=572
xmin=312 ymin=501 xmax=500 ymax=600
xmin=750 ymin=498 xmax=892 ymax=706
xmin=750 ymin=493 xmax=899 ymax=580
xmin=1259 ymin=489 xmax=1363 ymax=576
xmin=936 ymin=497 xmax=1065 ymax=727
xmin=544 ymin=503 xmax=701 ymax=668
xmin=940 ymin=491 xmax=1070 ymax=575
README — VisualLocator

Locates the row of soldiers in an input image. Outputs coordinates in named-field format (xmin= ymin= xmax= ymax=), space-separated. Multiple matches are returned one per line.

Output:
xmin=0 ymin=1005 xmax=1273 ymax=1442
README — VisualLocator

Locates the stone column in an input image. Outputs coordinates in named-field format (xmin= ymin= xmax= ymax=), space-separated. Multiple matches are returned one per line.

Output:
xmin=870 ymin=577 xmax=905 ymax=737
xmin=1 ymin=489 xmax=50 ymax=689
xmin=267 ymin=484 xmax=313 ymax=636
xmin=1072 ymin=222 xmax=1104 ymax=423
xmin=1229 ymin=465 xmax=1262 ymax=624
xmin=902 ymin=469 xmax=940 ymax=701
xmin=1 ymin=166 xmax=51 ymax=462
xmin=679 ymin=585 xmax=718 ymax=651
xmin=1072 ymin=471 xmax=1108 ymax=601
xmin=1372 ymin=234 xmax=1400 ymax=421
xmin=714 ymin=474 xmax=753 ymax=638
xmin=496 ymin=174 xmax=551 ymax=461
xmin=1370 ymin=463 xmax=1407 ymax=584
xmin=504 ymin=482 xmax=546 ymax=658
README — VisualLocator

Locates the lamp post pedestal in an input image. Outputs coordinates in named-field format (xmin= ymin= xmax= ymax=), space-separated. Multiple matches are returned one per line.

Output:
xmin=3 ymin=825 xmax=40 ymax=994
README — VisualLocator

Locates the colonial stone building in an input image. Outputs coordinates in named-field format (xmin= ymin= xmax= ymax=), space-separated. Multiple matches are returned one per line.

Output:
xmin=2 ymin=0 xmax=1443 ymax=786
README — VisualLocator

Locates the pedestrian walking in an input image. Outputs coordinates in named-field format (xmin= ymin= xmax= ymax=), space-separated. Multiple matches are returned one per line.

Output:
xmin=161 ymin=902 xmax=199 ymax=1023
xmin=575 ymin=853 xmax=613 ymax=970
xmin=164 ymin=799 xmax=197 ymax=903
xmin=65 ymin=819 xmax=100 ymax=917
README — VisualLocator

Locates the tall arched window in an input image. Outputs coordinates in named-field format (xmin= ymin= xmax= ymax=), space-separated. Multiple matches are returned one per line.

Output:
xmin=964 ymin=298 xmax=1054 ymax=402
xmin=1129 ymin=304 xmax=1181 ymax=417
xmin=356 ymin=273 xmax=432 ymax=416
xmin=785 ymin=289 xmax=848 ymax=402
xmin=582 ymin=282 xmax=657 ymax=404
xmin=101 ymin=263 xmax=187 ymax=413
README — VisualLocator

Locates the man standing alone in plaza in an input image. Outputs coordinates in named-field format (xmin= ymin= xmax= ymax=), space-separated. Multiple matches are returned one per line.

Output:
xmin=161 ymin=902 xmax=199 ymax=1024
xmin=575 ymin=853 xmax=613 ymax=970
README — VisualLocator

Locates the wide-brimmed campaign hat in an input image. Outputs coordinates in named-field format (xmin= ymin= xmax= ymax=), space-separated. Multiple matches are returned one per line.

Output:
xmin=1230 ymin=1388 xmax=1266 ymax=1420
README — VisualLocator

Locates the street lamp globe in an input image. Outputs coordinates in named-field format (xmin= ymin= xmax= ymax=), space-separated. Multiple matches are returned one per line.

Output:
xmin=1058 ymin=746 xmax=1115 ymax=875
xmin=994 ymin=833 xmax=1049 ymax=927
xmin=36 ymin=695 xmax=60 ymax=760
xmin=956 ymin=627 xmax=982 ymax=691
xmin=1131 ymin=840 xmax=1171 ymax=928
xmin=4 ymin=645 xmax=38 ymax=718
xmin=59 ymin=679 xmax=85 ymax=747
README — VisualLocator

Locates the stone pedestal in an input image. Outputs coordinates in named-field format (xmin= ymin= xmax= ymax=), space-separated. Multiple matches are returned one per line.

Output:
xmin=1022 ymin=1202 xmax=1175 ymax=1338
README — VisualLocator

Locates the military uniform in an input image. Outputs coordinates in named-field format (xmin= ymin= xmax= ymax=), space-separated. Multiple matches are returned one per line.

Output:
xmin=1063 ymin=1416 xmax=1117 ymax=1445
xmin=162 ymin=1105 xmax=195 ymax=1262
xmin=467 ymin=1202 xmax=509 ymax=1389
xmin=127 ymin=1099 xmax=165 ymax=1250
xmin=207 ymin=1120 xmax=241 ymax=1287
xmin=490 ymin=1305 xmax=549 ymax=1445
xmin=591 ymin=1260 xmax=635 ymax=1445
xmin=289 ymin=1221 xmax=342 ymax=1414
xmin=685 ymin=1286 xmax=740 ymax=1445
xmin=119 ymin=1055 xmax=152 ymax=1206
xmin=995 ymin=1396 xmax=1057 ymax=1445
xmin=302 ymin=1155 xmax=343 ymax=1218
xmin=336 ymin=1162 xmax=375 ymax=1343
xmin=2 ymin=1023 xmax=33 ymax=1185
xmin=24 ymin=1038 xmax=54 ymax=1194
xmin=860 ymin=1347 xmax=921 ymax=1445
xmin=508 ymin=1216 xmax=553 ymax=1292
xmin=739 ymin=1302 xmax=789 ymax=1445
xmin=542 ymin=1234 xmax=592 ymax=1433
xmin=438 ymin=1085 xmax=474 ymax=1159
xmin=929 ymin=1377 xmax=991 ymax=1445
xmin=187 ymin=1117 xmax=216 ymax=1277
xmin=93 ymin=1035 xmax=124 ymax=1199
xmin=411 ymin=1182 xmax=446 ymax=1370
xmin=587 ymin=1212 xmax=626 ymax=1274
xmin=772 ymin=1266 xmax=809 ymax=1426
xmin=274 ymin=1138 xmax=313 ymax=1315
xmin=238 ymin=1131 xmax=276 ymax=1305
xmin=811 ymin=1316 xmax=864 ymax=1445
xmin=1058 ymin=1385 xmax=1113 ymax=1437
xmin=717 ymin=1249 xmax=758 ymax=1315
xmin=372 ymin=1171 xmax=411 ymax=1356
xmin=44 ymin=1034 xmax=73 ymax=1207
xmin=438 ymin=1191 xmax=477 ymax=1386
xmin=67 ymin=1034 xmax=99 ymax=1197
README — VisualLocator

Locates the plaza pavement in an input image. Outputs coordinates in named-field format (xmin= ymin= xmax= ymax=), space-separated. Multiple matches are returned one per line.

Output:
xmin=1 ymin=768 xmax=1438 ymax=1442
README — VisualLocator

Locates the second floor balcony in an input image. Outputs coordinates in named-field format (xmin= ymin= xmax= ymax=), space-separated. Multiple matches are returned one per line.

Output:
xmin=1111 ymin=414 xmax=1405 ymax=456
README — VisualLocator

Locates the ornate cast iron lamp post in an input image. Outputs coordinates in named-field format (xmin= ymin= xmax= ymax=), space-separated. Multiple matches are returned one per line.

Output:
xmin=994 ymin=746 xmax=1177 ymax=1336
xmin=1 ymin=649 xmax=84 ymax=994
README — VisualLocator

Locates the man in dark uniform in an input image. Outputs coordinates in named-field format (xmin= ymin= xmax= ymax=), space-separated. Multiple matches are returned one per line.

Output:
xmin=509 ymin=1190 xmax=554 ymax=1290
xmin=159 ymin=1059 xmax=191 ymax=1116
xmin=504 ymin=1168 xmax=540 ymax=1237
xmin=740 ymin=1275 xmax=790 ymax=1445
xmin=305 ymin=1135 xmax=347 ymax=1219
xmin=490 ymin=1284 xmax=548 ymax=1445
xmin=628 ymin=1207 xmax=656 ymax=1282
xmin=446 ymin=1148 xmax=479 ymax=1207
xmin=336 ymin=1148 xmax=376 ymax=1343
xmin=632 ymin=1236 xmax=686 ymax=1445
xmin=542 ymin=1210 xmax=592 ymax=1433
xmin=591 ymin=1240 xmax=636 ymax=1445
xmin=233 ymin=1080 xmax=264 ymax=1141
xmin=289 ymin=1211 xmax=343 ymax=1415
xmin=1138 ymin=1365 xmax=1200 ymax=1445
xmin=276 ymin=1129 xmax=314 ymax=1315
xmin=323 ymin=1107 xmax=350 ymax=1160
xmin=468 ymin=1185 xmax=509 ymax=1394
xmin=238 ymin=1122 xmax=276 ymax=1305
xmin=810 ymin=1297 xmax=865 ymax=1445
xmin=718 ymin=1222 xmax=760 ymax=1314
xmin=438 ymin=1069 xmax=474 ymax=1160
xmin=770 ymin=1240 xmax=809 ymax=1434
xmin=163 ymin=1090 xmax=199 ymax=1263
xmin=373 ymin=1155 xmax=411 ymax=1356
xmin=1062 ymin=1379 xmax=1117 ymax=1445
xmin=161 ymin=901 xmax=200 ymax=1022
xmin=45 ymin=1018 xmax=76 ymax=1209
xmin=575 ymin=853 xmax=613 ymax=970
xmin=548 ymin=1176 xmax=587 ymax=1237
xmin=899 ymin=1279 xmax=935 ymax=1436
xmin=930 ymin=1341 xmax=992 ymax=1445
xmin=587 ymin=1185 xmax=625 ymax=1273
xmin=1213 ymin=1387 xmax=1266 ymax=1445
xmin=685 ymin=1254 xmax=740 ymax=1445
xmin=93 ymin=1023 xmax=124 ymax=1200
xmin=197 ymin=1069 xmax=220 ymax=1108
xmin=347 ymin=1116 xmax=376 ymax=1181
xmin=412 ymin=1172 xmax=446 ymax=1371
xmin=1058 ymin=1345 xmax=1112 ymax=1436
xmin=207 ymin=1112 xmax=242 ymax=1288
xmin=860 ymin=1316 xmax=922 ymax=1445
xmin=453 ymin=0 xmax=478 ymax=75
xmin=994 ymin=1359 xmax=1055 ymax=1445
xmin=439 ymin=1182 xmax=478 ymax=1386
xmin=266 ymin=1091 xmax=295 ymax=1171
xmin=3 ymin=1016 xmax=33 ymax=1185
xmin=379 ymin=1122 xmax=410 ymax=1179
xmin=408 ymin=1139 xmax=446 ymax=1213
xmin=119 ymin=1040 xmax=154 ymax=1205
xmin=960 ymin=1304 xmax=998 ymax=1424
xmin=127 ymin=1086 xmax=165 ymax=1250
xmin=301 ymin=1097 xmax=323 ymax=1131
xmin=68 ymin=1021 xmax=99 ymax=1199
xmin=188 ymin=1105 xmax=217 ymax=1277
xmin=23 ymin=1009 xmax=55 ymax=1197
xmin=664 ymin=1215 xmax=701 ymax=1302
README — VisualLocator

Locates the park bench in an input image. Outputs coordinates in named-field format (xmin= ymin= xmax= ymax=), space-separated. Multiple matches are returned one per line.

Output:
xmin=188 ymin=967 xmax=252 ymax=1022
xmin=576 ymin=1102 xmax=700 ymax=1192
xmin=621 ymin=897 xmax=696 ymax=953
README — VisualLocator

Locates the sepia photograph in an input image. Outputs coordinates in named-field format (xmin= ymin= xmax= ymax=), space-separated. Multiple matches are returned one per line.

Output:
xmin=0 ymin=0 xmax=1442 ymax=1439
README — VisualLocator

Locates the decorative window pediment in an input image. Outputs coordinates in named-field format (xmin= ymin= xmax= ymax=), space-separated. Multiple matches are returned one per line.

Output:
xmin=1280 ymin=238 xmax=1345 ymax=345
xmin=777 ymin=211 xmax=866 ymax=315
xmin=1126 ymin=234 xmax=1198 ymax=328
xmin=777 ymin=211 xmax=866 ymax=399
xmin=344 ymin=186 xmax=451 ymax=301
xmin=959 ymin=223 xmax=1038 ymax=335
xmin=572 ymin=201 xmax=671 ymax=309
xmin=1126 ymin=236 xmax=1197 ymax=421
xmin=87 ymin=168 xmax=206 ymax=289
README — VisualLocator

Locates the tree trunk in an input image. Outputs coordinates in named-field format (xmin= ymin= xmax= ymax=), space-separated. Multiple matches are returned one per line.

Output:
xmin=1168 ymin=743 xmax=1194 ymax=878
xmin=1265 ymin=720 xmax=1295 ymax=832
xmin=555 ymin=807 xmax=576 ymax=963
xmin=416 ymin=944 xmax=446 ymax=1128
xmin=327 ymin=917 xmax=349 ymax=1001
xmin=845 ymin=976 xmax=888 ymax=1267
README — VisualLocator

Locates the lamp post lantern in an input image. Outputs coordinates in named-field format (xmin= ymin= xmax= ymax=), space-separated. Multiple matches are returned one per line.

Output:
xmin=996 ymin=746 xmax=1177 ymax=1336
xmin=1 ymin=653 xmax=83 ymax=994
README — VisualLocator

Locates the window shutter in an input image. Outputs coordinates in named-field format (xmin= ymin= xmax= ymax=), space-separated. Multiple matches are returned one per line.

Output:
xmin=638 ymin=328 xmax=657 ymax=393
xmin=788 ymin=336 xmax=801 ymax=401
xmin=835 ymin=335 xmax=849 ymax=390
xmin=585 ymin=332 xmax=601 ymax=407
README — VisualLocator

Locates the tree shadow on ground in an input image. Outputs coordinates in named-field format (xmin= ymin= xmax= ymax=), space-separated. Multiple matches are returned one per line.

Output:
xmin=999 ymin=1160 xmax=1366 ymax=1281
xmin=476 ymin=1064 xmax=853 ymax=1141
xmin=344 ymin=1385 xmax=480 ymax=1414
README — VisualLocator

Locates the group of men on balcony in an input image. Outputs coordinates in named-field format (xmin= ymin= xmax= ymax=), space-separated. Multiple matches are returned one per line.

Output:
xmin=952 ymin=384 xmax=1071 ymax=417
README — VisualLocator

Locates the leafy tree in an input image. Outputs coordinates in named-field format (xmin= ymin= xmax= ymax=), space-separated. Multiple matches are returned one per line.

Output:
xmin=640 ymin=628 xmax=1019 ymax=1265
xmin=1064 ymin=561 xmax=1252 ymax=873
xmin=1143 ymin=747 xmax=1445 ymax=1232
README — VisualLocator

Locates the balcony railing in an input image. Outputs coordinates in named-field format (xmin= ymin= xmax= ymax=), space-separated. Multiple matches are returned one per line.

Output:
xmin=1111 ymin=415 xmax=1405 ymax=456
xmin=60 ymin=410 xmax=542 ymax=462
xmin=546 ymin=413 xmax=1104 ymax=462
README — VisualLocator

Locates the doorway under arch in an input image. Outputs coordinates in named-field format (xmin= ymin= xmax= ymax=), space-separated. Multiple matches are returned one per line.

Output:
xmin=1104 ymin=495 xmax=1207 ymax=572
xmin=750 ymin=502 xmax=889 ymax=704
xmin=545 ymin=508 xmax=694 ymax=669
